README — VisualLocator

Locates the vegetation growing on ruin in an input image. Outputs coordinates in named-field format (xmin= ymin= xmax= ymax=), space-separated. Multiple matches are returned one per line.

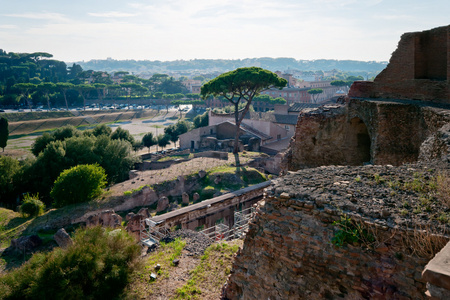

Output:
xmin=331 ymin=214 xmax=375 ymax=247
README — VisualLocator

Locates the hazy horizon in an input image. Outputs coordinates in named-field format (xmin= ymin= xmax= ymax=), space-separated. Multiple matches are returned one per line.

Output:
xmin=1 ymin=0 xmax=449 ymax=63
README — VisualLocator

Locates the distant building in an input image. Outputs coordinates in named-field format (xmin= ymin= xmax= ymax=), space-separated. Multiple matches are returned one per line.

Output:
xmin=179 ymin=103 xmax=322 ymax=154
xmin=261 ymin=87 xmax=311 ymax=104
xmin=182 ymin=80 xmax=202 ymax=93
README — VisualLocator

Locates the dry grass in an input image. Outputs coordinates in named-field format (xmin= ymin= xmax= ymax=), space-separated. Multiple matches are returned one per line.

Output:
xmin=436 ymin=171 xmax=450 ymax=209
xmin=399 ymin=224 xmax=449 ymax=259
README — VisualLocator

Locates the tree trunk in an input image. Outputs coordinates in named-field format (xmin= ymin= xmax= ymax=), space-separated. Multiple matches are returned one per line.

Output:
xmin=46 ymin=94 xmax=51 ymax=111
xmin=233 ymin=103 xmax=240 ymax=154
xmin=63 ymin=91 xmax=69 ymax=110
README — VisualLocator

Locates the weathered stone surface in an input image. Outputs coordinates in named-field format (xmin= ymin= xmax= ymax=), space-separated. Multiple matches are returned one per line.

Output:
xmin=198 ymin=170 xmax=207 ymax=178
xmin=283 ymin=99 xmax=450 ymax=171
xmin=193 ymin=192 xmax=200 ymax=202
xmin=126 ymin=212 xmax=136 ymax=221
xmin=54 ymin=228 xmax=73 ymax=249
xmin=182 ymin=192 xmax=190 ymax=205
xmin=86 ymin=210 xmax=122 ymax=228
xmin=157 ymin=196 xmax=169 ymax=212
xmin=126 ymin=214 xmax=145 ymax=240
xmin=422 ymin=241 xmax=450 ymax=291
xmin=113 ymin=186 xmax=158 ymax=211
xmin=224 ymin=164 xmax=450 ymax=299
xmin=10 ymin=235 xmax=42 ymax=252
xmin=137 ymin=208 xmax=150 ymax=218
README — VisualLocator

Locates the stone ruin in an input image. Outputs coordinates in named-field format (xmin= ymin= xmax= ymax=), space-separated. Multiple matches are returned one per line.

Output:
xmin=223 ymin=25 xmax=450 ymax=299
xmin=282 ymin=25 xmax=450 ymax=171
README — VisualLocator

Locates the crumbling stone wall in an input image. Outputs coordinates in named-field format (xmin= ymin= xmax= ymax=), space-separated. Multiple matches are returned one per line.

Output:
xmin=349 ymin=25 xmax=449 ymax=102
xmin=284 ymin=99 xmax=450 ymax=171
xmin=224 ymin=165 xmax=449 ymax=299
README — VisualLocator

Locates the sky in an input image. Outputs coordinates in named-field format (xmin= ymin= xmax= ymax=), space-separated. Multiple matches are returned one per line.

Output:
xmin=0 ymin=0 xmax=449 ymax=63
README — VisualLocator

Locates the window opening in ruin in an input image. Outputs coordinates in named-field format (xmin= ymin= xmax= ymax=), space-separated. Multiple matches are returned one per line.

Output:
xmin=349 ymin=117 xmax=371 ymax=164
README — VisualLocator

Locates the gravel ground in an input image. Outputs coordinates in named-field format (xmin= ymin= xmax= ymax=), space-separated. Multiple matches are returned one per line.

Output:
xmin=160 ymin=229 xmax=213 ymax=256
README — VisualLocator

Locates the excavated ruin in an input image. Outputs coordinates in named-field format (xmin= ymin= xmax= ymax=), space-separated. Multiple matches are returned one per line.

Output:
xmin=223 ymin=25 xmax=450 ymax=299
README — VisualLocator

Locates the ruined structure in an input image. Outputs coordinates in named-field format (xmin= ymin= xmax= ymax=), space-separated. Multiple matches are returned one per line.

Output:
xmin=283 ymin=25 xmax=450 ymax=170
xmin=224 ymin=25 xmax=450 ymax=299
xmin=223 ymin=165 xmax=449 ymax=299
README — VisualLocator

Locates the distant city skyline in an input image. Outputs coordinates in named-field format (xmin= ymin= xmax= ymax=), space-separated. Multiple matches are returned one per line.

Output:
xmin=0 ymin=0 xmax=449 ymax=63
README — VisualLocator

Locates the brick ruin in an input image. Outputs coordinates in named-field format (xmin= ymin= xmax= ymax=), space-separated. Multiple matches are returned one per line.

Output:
xmin=283 ymin=25 xmax=450 ymax=170
xmin=223 ymin=165 xmax=449 ymax=299
xmin=350 ymin=25 xmax=449 ymax=102
xmin=223 ymin=25 xmax=450 ymax=299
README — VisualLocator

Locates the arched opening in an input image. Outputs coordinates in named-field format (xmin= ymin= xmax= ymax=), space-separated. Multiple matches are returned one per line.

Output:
xmin=349 ymin=117 xmax=371 ymax=164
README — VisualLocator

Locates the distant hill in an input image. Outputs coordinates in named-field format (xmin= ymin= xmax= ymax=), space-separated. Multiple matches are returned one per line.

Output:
xmin=74 ymin=57 xmax=387 ymax=76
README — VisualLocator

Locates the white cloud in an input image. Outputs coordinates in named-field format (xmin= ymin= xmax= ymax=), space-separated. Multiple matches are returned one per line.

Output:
xmin=3 ymin=12 xmax=68 ymax=22
xmin=88 ymin=11 xmax=137 ymax=18
xmin=0 ymin=25 xmax=17 ymax=29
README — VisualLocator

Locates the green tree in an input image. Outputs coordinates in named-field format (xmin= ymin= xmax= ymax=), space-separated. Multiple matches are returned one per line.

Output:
xmin=31 ymin=132 xmax=55 ymax=156
xmin=142 ymin=132 xmax=156 ymax=152
xmin=92 ymin=124 xmax=112 ymax=137
xmin=330 ymin=80 xmax=348 ymax=88
xmin=308 ymin=88 xmax=324 ymax=103
xmin=110 ymin=127 xmax=135 ymax=145
xmin=0 ymin=156 xmax=20 ymax=206
xmin=93 ymin=136 xmax=139 ymax=183
xmin=31 ymin=125 xmax=81 ymax=157
xmin=201 ymin=67 xmax=287 ymax=154
xmin=56 ymin=82 xmax=74 ymax=110
xmin=0 ymin=117 xmax=8 ymax=151
xmin=37 ymin=82 xmax=56 ymax=111
xmin=193 ymin=111 xmax=209 ymax=128
xmin=51 ymin=164 xmax=107 ymax=207
xmin=157 ymin=134 xmax=170 ymax=150
xmin=93 ymin=83 xmax=107 ymax=104
xmin=76 ymin=84 xmax=94 ymax=110
xmin=13 ymin=83 xmax=36 ymax=111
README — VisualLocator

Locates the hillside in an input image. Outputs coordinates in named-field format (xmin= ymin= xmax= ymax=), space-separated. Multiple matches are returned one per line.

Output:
xmin=76 ymin=57 xmax=387 ymax=75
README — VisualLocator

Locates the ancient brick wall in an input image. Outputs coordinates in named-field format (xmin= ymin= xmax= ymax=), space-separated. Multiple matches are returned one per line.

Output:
xmin=224 ymin=165 xmax=449 ymax=300
xmin=349 ymin=25 xmax=449 ymax=102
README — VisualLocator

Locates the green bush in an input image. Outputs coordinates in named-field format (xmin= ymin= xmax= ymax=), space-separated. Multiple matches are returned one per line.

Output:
xmin=51 ymin=164 xmax=107 ymax=207
xmin=19 ymin=193 xmax=45 ymax=217
xmin=0 ymin=226 xmax=141 ymax=300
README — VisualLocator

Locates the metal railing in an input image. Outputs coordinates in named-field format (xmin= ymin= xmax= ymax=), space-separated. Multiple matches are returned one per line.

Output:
xmin=200 ymin=207 xmax=256 ymax=242
xmin=140 ymin=218 xmax=169 ymax=247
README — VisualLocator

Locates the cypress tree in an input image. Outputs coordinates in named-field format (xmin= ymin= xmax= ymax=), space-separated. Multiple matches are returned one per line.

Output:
xmin=0 ymin=117 xmax=8 ymax=152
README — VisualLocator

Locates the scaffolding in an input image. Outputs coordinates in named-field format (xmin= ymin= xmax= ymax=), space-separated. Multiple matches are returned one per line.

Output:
xmin=200 ymin=207 xmax=255 ymax=242
xmin=140 ymin=218 xmax=168 ymax=247
xmin=139 ymin=206 xmax=256 ymax=247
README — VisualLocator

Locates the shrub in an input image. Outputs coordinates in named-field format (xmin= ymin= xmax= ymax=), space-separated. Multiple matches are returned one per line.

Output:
xmin=0 ymin=226 xmax=141 ymax=299
xmin=331 ymin=214 xmax=374 ymax=247
xmin=200 ymin=186 xmax=216 ymax=200
xmin=19 ymin=193 xmax=45 ymax=217
xmin=51 ymin=164 xmax=107 ymax=207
